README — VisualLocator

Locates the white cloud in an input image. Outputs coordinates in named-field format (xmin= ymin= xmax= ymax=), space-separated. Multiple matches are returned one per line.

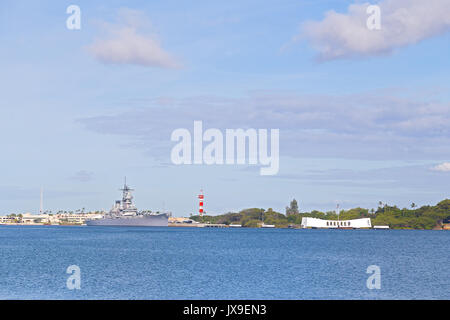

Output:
xmin=78 ymin=90 xmax=450 ymax=161
xmin=431 ymin=162 xmax=450 ymax=172
xmin=88 ymin=9 xmax=180 ymax=68
xmin=301 ymin=0 xmax=450 ymax=60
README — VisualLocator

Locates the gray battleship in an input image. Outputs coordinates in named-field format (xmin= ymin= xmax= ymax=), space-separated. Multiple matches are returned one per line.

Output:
xmin=86 ymin=179 xmax=169 ymax=227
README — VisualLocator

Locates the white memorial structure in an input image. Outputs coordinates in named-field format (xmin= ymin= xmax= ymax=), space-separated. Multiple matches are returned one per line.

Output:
xmin=300 ymin=217 xmax=372 ymax=229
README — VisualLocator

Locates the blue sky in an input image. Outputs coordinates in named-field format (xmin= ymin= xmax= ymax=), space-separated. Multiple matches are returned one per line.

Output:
xmin=1 ymin=0 xmax=449 ymax=215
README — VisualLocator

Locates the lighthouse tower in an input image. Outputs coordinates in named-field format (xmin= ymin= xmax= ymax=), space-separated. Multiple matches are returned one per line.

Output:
xmin=198 ymin=189 xmax=204 ymax=216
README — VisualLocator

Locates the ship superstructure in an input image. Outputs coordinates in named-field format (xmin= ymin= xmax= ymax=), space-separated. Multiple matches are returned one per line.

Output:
xmin=86 ymin=178 xmax=169 ymax=227
xmin=110 ymin=178 xmax=138 ymax=216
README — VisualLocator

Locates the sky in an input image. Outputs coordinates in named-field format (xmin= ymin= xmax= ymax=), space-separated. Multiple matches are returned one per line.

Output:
xmin=0 ymin=0 xmax=449 ymax=216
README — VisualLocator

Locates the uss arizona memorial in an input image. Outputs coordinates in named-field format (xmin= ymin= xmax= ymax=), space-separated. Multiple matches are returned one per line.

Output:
xmin=301 ymin=217 xmax=373 ymax=229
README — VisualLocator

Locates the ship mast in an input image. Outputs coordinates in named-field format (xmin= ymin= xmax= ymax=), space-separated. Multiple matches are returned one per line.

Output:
xmin=120 ymin=177 xmax=135 ymax=211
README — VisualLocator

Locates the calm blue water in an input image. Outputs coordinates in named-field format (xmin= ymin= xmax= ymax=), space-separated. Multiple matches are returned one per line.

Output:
xmin=0 ymin=226 xmax=449 ymax=299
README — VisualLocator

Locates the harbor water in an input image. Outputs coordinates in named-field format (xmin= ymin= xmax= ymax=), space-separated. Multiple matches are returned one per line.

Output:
xmin=0 ymin=226 xmax=449 ymax=299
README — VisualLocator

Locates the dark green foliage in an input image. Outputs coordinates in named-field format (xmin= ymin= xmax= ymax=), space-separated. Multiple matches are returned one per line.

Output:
xmin=190 ymin=199 xmax=450 ymax=229
xmin=286 ymin=199 xmax=299 ymax=216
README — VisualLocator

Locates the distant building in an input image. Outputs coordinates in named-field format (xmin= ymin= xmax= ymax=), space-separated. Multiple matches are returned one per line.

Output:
xmin=0 ymin=212 xmax=104 ymax=225
xmin=20 ymin=213 xmax=52 ymax=224
xmin=0 ymin=213 xmax=53 ymax=224
xmin=301 ymin=217 xmax=372 ymax=229
xmin=0 ymin=216 xmax=16 ymax=224
xmin=56 ymin=213 xmax=103 ymax=224
xmin=443 ymin=218 xmax=450 ymax=230
xmin=169 ymin=217 xmax=195 ymax=224
xmin=373 ymin=225 xmax=390 ymax=230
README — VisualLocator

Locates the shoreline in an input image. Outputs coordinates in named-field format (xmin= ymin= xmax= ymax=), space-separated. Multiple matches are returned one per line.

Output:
xmin=0 ymin=223 xmax=448 ymax=230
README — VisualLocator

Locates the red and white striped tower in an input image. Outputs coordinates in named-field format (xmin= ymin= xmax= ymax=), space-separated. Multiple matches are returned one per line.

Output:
xmin=198 ymin=189 xmax=204 ymax=216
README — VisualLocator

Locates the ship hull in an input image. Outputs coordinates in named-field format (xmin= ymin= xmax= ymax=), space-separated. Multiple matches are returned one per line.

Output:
xmin=86 ymin=213 xmax=169 ymax=227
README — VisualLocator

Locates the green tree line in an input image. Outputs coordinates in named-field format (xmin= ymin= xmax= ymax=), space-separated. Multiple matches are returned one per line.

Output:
xmin=190 ymin=199 xmax=450 ymax=229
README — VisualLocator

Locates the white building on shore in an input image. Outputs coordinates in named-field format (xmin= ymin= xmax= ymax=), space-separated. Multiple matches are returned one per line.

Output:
xmin=301 ymin=217 xmax=372 ymax=229
xmin=0 ymin=212 xmax=104 ymax=225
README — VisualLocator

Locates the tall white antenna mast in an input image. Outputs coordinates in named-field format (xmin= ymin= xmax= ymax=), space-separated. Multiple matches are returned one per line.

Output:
xmin=40 ymin=187 xmax=44 ymax=214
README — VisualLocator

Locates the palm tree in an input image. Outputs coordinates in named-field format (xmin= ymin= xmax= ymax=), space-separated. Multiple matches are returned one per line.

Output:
xmin=383 ymin=202 xmax=389 ymax=215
